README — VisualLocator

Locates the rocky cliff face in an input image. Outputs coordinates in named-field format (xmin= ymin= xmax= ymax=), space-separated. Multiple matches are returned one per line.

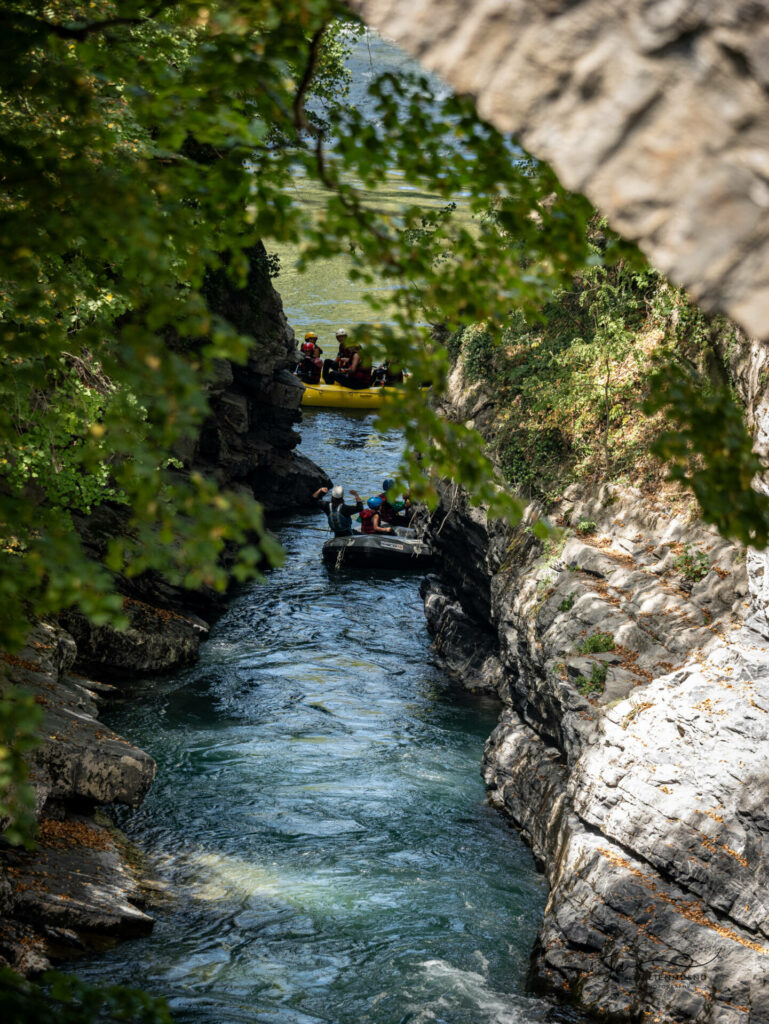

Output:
xmin=0 ymin=621 xmax=157 ymax=973
xmin=421 ymin=354 xmax=769 ymax=1022
xmin=196 ymin=243 xmax=330 ymax=514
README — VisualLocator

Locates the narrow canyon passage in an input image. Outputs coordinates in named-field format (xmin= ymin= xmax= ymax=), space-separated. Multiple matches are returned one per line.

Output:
xmin=71 ymin=409 xmax=550 ymax=1024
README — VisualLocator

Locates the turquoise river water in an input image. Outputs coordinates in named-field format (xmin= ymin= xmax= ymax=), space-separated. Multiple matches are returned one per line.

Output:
xmin=72 ymin=409 xmax=552 ymax=1024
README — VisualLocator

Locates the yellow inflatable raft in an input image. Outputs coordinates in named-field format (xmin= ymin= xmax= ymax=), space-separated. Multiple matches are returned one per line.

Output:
xmin=301 ymin=381 xmax=390 ymax=410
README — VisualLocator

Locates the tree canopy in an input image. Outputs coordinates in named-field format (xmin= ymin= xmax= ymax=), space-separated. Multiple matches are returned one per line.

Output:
xmin=1 ymin=5 xmax=769 ymax=1018
xmin=0 ymin=0 xmax=765 ymax=684
xmin=0 ymin=0 xmax=599 ymax=652
xmin=0 ymin=0 xmax=767 ymax=752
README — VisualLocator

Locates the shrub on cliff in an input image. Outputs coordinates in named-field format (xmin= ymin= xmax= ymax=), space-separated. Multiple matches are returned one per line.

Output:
xmin=674 ymin=544 xmax=711 ymax=583
xmin=574 ymin=662 xmax=607 ymax=697
xmin=447 ymin=251 xmax=767 ymax=547
xmin=578 ymin=632 xmax=615 ymax=655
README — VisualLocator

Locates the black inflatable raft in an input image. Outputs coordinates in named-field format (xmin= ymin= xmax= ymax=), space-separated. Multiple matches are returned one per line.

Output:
xmin=322 ymin=531 xmax=434 ymax=570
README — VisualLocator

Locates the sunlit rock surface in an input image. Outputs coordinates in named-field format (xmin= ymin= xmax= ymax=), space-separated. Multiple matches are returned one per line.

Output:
xmin=419 ymin=320 xmax=769 ymax=1019
xmin=347 ymin=0 xmax=769 ymax=339
xmin=424 ymin=479 xmax=769 ymax=1021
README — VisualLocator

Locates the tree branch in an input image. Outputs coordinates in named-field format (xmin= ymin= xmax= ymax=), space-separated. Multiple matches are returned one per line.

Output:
xmin=313 ymin=132 xmax=400 ymax=257
xmin=8 ymin=4 xmax=171 ymax=43
xmin=293 ymin=21 xmax=404 ymax=267
xmin=293 ymin=22 xmax=328 ymax=133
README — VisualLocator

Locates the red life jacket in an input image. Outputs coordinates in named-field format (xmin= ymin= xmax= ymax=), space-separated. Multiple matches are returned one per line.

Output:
xmin=360 ymin=508 xmax=376 ymax=534
xmin=298 ymin=356 xmax=321 ymax=384
xmin=378 ymin=494 xmax=398 ymax=524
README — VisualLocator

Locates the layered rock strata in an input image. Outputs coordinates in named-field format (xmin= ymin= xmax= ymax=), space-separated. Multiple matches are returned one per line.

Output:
xmin=0 ymin=621 xmax=156 ymax=973
xmin=423 ymin=479 xmax=769 ymax=1022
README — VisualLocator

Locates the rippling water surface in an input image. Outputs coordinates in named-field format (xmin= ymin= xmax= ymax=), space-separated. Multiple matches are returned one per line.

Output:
xmin=73 ymin=409 xmax=550 ymax=1023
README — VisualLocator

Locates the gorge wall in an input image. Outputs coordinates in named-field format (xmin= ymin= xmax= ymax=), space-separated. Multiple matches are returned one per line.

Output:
xmin=420 ymin=344 xmax=769 ymax=1023
xmin=196 ymin=242 xmax=330 ymax=516
xmin=334 ymin=9 xmax=769 ymax=1015
xmin=0 ymin=621 xmax=157 ymax=972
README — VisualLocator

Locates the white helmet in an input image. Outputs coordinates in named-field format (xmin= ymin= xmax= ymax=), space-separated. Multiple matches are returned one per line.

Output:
xmin=331 ymin=484 xmax=344 ymax=499
xmin=335 ymin=328 xmax=347 ymax=338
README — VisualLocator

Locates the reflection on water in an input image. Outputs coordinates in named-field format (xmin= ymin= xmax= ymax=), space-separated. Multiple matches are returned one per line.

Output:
xmin=72 ymin=410 xmax=550 ymax=1024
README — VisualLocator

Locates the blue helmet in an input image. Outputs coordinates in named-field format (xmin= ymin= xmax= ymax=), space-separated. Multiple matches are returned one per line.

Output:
xmin=367 ymin=496 xmax=383 ymax=510
xmin=382 ymin=478 xmax=395 ymax=492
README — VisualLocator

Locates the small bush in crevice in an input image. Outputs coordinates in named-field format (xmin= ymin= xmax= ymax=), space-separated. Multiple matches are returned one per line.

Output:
xmin=575 ymin=662 xmax=608 ymax=696
xmin=576 ymin=519 xmax=597 ymax=535
xmin=558 ymin=593 xmax=575 ymax=613
xmin=675 ymin=544 xmax=710 ymax=582
xmin=461 ymin=324 xmax=497 ymax=383
xmin=578 ymin=631 xmax=615 ymax=654
xmin=498 ymin=425 xmax=568 ymax=498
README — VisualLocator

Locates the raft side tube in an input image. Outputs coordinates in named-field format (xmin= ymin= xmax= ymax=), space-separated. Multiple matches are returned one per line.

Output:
xmin=321 ymin=533 xmax=434 ymax=570
xmin=300 ymin=381 xmax=429 ymax=410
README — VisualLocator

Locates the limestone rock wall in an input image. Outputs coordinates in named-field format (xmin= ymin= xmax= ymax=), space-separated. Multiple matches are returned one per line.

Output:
xmin=347 ymin=0 xmax=769 ymax=341
xmin=422 ymin=475 xmax=769 ymax=1022
xmin=727 ymin=333 xmax=769 ymax=638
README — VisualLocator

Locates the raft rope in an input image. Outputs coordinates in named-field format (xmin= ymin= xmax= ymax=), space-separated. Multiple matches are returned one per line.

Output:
xmin=334 ymin=539 xmax=354 ymax=571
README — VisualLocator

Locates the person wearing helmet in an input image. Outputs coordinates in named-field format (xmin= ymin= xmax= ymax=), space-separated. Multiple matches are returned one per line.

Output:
xmin=322 ymin=329 xmax=351 ymax=384
xmin=312 ymin=484 xmax=363 ymax=537
xmin=296 ymin=331 xmax=323 ymax=384
xmin=360 ymin=495 xmax=394 ymax=535
xmin=377 ymin=478 xmax=412 ymax=527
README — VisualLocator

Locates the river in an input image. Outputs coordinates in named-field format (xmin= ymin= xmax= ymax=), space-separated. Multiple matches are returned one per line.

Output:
xmin=73 ymin=407 xmax=550 ymax=1024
